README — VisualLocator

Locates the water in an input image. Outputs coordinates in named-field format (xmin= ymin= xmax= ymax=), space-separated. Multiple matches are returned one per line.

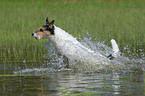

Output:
xmin=0 ymin=69 xmax=144 ymax=96
xmin=0 ymin=36 xmax=145 ymax=96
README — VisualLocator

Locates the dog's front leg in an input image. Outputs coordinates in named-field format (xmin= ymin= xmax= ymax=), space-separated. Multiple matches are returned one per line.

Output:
xmin=63 ymin=55 xmax=70 ymax=68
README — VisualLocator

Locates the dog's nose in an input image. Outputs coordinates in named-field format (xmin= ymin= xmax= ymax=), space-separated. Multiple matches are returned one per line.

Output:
xmin=32 ymin=33 xmax=34 ymax=36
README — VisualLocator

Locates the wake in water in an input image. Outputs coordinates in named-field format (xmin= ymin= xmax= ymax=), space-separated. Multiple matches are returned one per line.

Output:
xmin=14 ymin=35 xmax=145 ymax=75
xmin=78 ymin=36 xmax=145 ymax=72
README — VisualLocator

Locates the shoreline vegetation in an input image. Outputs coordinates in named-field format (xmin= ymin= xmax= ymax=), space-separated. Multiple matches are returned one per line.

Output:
xmin=0 ymin=0 xmax=145 ymax=63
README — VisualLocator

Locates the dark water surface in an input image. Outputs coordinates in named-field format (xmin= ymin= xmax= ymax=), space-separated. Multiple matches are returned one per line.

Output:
xmin=0 ymin=62 xmax=144 ymax=96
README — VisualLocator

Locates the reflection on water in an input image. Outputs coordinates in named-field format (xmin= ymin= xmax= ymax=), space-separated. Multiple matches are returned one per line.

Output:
xmin=0 ymin=68 xmax=144 ymax=96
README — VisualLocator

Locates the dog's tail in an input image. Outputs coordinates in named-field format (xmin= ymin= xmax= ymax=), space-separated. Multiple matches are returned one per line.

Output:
xmin=107 ymin=39 xmax=120 ymax=60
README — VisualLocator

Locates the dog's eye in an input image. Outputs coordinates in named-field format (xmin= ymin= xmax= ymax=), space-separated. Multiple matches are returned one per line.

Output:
xmin=40 ymin=29 xmax=43 ymax=32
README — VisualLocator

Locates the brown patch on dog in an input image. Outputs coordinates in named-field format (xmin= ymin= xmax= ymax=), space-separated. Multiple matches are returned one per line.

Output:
xmin=35 ymin=30 xmax=51 ymax=36
xmin=39 ymin=27 xmax=45 ymax=30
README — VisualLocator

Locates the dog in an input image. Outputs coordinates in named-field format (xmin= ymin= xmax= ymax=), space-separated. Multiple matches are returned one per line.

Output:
xmin=32 ymin=17 xmax=120 ymax=67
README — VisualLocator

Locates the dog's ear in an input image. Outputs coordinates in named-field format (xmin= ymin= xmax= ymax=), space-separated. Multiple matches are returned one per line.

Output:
xmin=46 ymin=17 xmax=49 ymax=24
xmin=49 ymin=20 xmax=55 ymax=29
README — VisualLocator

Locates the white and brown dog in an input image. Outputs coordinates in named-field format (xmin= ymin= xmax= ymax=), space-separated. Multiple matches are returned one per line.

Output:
xmin=32 ymin=17 xmax=120 ymax=67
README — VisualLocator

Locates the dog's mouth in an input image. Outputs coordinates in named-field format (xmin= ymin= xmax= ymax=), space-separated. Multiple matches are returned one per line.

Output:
xmin=34 ymin=37 xmax=39 ymax=40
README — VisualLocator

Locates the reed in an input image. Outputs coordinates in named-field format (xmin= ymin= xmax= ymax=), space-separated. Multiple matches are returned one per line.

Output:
xmin=0 ymin=0 xmax=145 ymax=63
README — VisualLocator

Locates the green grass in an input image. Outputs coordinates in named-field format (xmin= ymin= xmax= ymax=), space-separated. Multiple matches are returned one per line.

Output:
xmin=0 ymin=0 xmax=145 ymax=63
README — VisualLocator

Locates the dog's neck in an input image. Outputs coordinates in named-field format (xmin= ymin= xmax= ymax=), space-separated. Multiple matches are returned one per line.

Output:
xmin=48 ymin=25 xmax=79 ymax=45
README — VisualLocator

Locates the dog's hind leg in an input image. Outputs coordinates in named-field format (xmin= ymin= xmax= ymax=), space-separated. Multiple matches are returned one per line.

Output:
xmin=63 ymin=55 xmax=70 ymax=68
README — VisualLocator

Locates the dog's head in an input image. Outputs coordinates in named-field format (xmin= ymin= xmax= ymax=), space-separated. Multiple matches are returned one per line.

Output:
xmin=32 ymin=17 xmax=55 ymax=39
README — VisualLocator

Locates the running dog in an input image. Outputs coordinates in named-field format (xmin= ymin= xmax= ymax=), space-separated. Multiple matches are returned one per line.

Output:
xmin=32 ymin=17 xmax=120 ymax=67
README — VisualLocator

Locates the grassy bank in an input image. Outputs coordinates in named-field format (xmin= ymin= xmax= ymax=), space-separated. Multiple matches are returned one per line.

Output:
xmin=0 ymin=0 xmax=145 ymax=63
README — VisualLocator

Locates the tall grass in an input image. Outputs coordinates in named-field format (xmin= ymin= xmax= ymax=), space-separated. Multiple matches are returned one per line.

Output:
xmin=0 ymin=0 xmax=145 ymax=63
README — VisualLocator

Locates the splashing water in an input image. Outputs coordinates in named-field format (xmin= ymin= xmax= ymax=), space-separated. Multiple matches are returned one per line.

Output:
xmin=14 ymin=35 xmax=145 ymax=75
xmin=43 ymin=35 xmax=145 ymax=72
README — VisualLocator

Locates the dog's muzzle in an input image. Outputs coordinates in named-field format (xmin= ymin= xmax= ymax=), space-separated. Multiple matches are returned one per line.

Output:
xmin=32 ymin=32 xmax=39 ymax=39
xmin=32 ymin=32 xmax=37 ymax=37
